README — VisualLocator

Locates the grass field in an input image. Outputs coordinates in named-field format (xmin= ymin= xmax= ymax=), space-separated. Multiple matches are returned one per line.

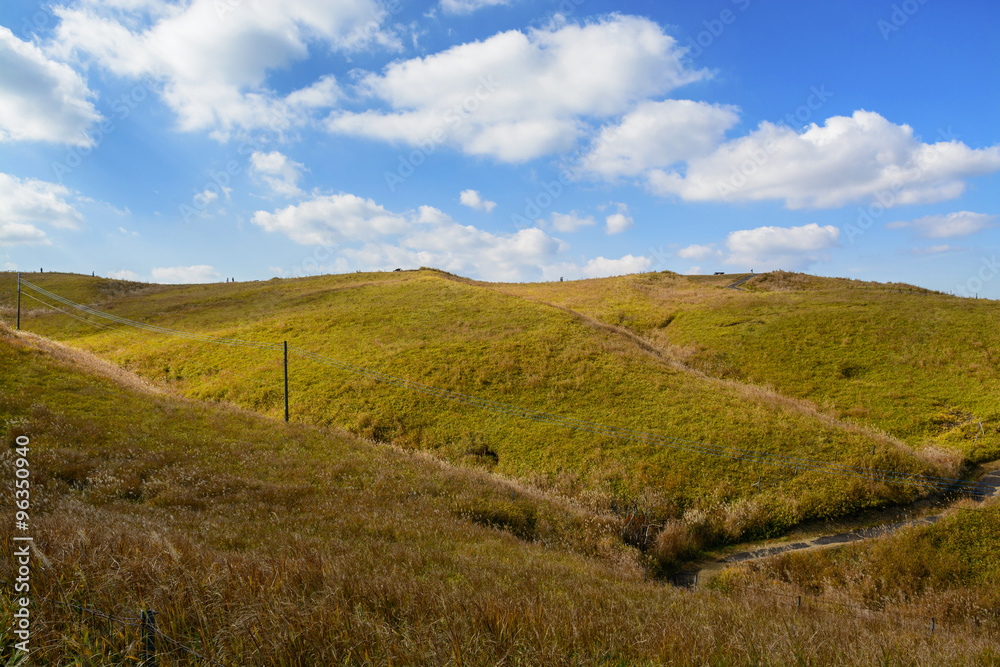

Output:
xmin=3 ymin=324 xmax=1000 ymax=665
xmin=0 ymin=268 xmax=995 ymax=559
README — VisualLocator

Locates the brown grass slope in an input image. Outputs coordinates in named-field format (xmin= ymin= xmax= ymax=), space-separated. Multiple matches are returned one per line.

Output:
xmin=3 ymin=324 xmax=1000 ymax=665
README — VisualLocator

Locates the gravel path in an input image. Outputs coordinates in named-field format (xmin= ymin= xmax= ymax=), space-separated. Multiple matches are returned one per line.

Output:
xmin=666 ymin=470 xmax=999 ymax=588
xmin=725 ymin=275 xmax=755 ymax=289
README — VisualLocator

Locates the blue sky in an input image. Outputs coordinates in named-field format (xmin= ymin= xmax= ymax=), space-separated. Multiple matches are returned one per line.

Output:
xmin=1 ymin=0 xmax=998 ymax=296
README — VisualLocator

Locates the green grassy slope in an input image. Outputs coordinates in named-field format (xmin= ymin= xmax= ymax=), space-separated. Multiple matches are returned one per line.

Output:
xmin=0 ymin=271 xmax=942 ymax=541
xmin=492 ymin=270 xmax=1000 ymax=461
xmin=2 ymin=325 xmax=998 ymax=665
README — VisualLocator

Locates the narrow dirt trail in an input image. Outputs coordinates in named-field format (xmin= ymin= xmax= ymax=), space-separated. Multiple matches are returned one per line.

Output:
xmin=668 ymin=473 xmax=999 ymax=588
xmin=725 ymin=275 xmax=755 ymax=289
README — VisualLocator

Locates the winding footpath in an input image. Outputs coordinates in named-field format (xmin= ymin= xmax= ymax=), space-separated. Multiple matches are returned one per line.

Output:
xmin=725 ymin=275 xmax=755 ymax=290
xmin=668 ymin=469 xmax=1000 ymax=588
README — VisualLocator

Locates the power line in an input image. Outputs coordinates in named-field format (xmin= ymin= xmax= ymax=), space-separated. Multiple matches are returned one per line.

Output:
xmin=20 ymin=291 xmax=120 ymax=332
xmin=20 ymin=279 xmax=280 ymax=350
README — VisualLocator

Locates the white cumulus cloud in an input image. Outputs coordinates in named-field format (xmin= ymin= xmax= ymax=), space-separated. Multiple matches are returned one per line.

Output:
xmin=0 ymin=222 xmax=50 ymax=246
xmin=348 ymin=206 xmax=565 ymax=281
xmin=887 ymin=211 xmax=996 ymax=238
xmin=581 ymin=254 xmax=651 ymax=278
xmin=677 ymin=243 xmax=719 ymax=260
xmin=723 ymin=223 xmax=840 ymax=270
xmin=605 ymin=212 xmax=632 ymax=235
xmin=326 ymin=15 xmax=707 ymax=162
xmin=581 ymin=99 xmax=739 ymax=179
xmin=107 ymin=269 xmax=140 ymax=280
xmin=0 ymin=172 xmax=84 ymax=232
xmin=459 ymin=189 xmax=496 ymax=212
xmin=254 ymin=192 xmax=652 ymax=282
xmin=0 ymin=26 xmax=101 ymax=146
xmin=604 ymin=202 xmax=633 ymax=234
xmin=648 ymin=111 xmax=1000 ymax=209
xmin=251 ymin=151 xmax=306 ymax=197
xmin=252 ymin=193 xmax=410 ymax=246
xmin=550 ymin=211 xmax=595 ymax=232
xmin=440 ymin=0 xmax=512 ymax=14
xmin=911 ymin=245 xmax=958 ymax=255
xmin=151 ymin=265 xmax=220 ymax=283
xmin=49 ymin=0 xmax=384 ymax=139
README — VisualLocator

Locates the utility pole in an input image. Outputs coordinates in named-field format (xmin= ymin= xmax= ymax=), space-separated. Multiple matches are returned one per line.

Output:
xmin=283 ymin=341 xmax=289 ymax=422
xmin=16 ymin=273 xmax=21 ymax=330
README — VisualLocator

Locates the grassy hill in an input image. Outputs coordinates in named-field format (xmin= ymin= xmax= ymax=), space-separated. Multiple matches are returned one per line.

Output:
xmin=493 ymin=270 xmax=1000 ymax=460
xmin=3 ymin=323 xmax=999 ymax=665
xmin=0 ymin=269 xmax=994 ymax=553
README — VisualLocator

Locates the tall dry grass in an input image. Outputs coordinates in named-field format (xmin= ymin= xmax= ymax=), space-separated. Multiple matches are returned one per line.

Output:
xmin=3 ymin=323 xmax=1000 ymax=664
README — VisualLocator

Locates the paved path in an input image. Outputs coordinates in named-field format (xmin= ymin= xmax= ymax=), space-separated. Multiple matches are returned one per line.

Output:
xmin=667 ymin=516 xmax=940 ymax=588
xmin=975 ymin=469 xmax=1000 ymax=498
xmin=666 ymin=469 xmax=999 ymax=588
xmin=725 ymin=275 xmax=755 ymax=290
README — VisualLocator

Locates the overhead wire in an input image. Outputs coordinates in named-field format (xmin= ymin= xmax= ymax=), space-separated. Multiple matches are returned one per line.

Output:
xmin=20 ymin=279 xmax=280 ymax=350
xmin=20 ymin=291 xmax=120 ymax=332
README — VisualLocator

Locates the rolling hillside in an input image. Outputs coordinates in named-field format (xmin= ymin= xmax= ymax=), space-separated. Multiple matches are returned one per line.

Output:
xmin=2 ymin=322 xmax=999 ymax=665
xmin=1 ymin=269 xmax=994 ymax=547
xmin=493 ymin=270 xmax=1000 ymax=459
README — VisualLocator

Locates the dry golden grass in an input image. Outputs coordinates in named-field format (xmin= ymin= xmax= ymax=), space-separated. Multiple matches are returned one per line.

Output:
xmin=2 ymin=322 xmax=1000 ymax=664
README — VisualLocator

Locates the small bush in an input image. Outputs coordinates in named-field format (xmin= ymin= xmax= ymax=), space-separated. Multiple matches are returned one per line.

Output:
xmin=722 ymin=496 xmax=798 ymax=542
xmin=651 ymin=520 xmax=702 ymax=572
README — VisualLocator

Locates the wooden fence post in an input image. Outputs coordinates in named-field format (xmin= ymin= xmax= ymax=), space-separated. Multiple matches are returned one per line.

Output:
xmin=141 ymin=610 xmax=157 ymax=667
